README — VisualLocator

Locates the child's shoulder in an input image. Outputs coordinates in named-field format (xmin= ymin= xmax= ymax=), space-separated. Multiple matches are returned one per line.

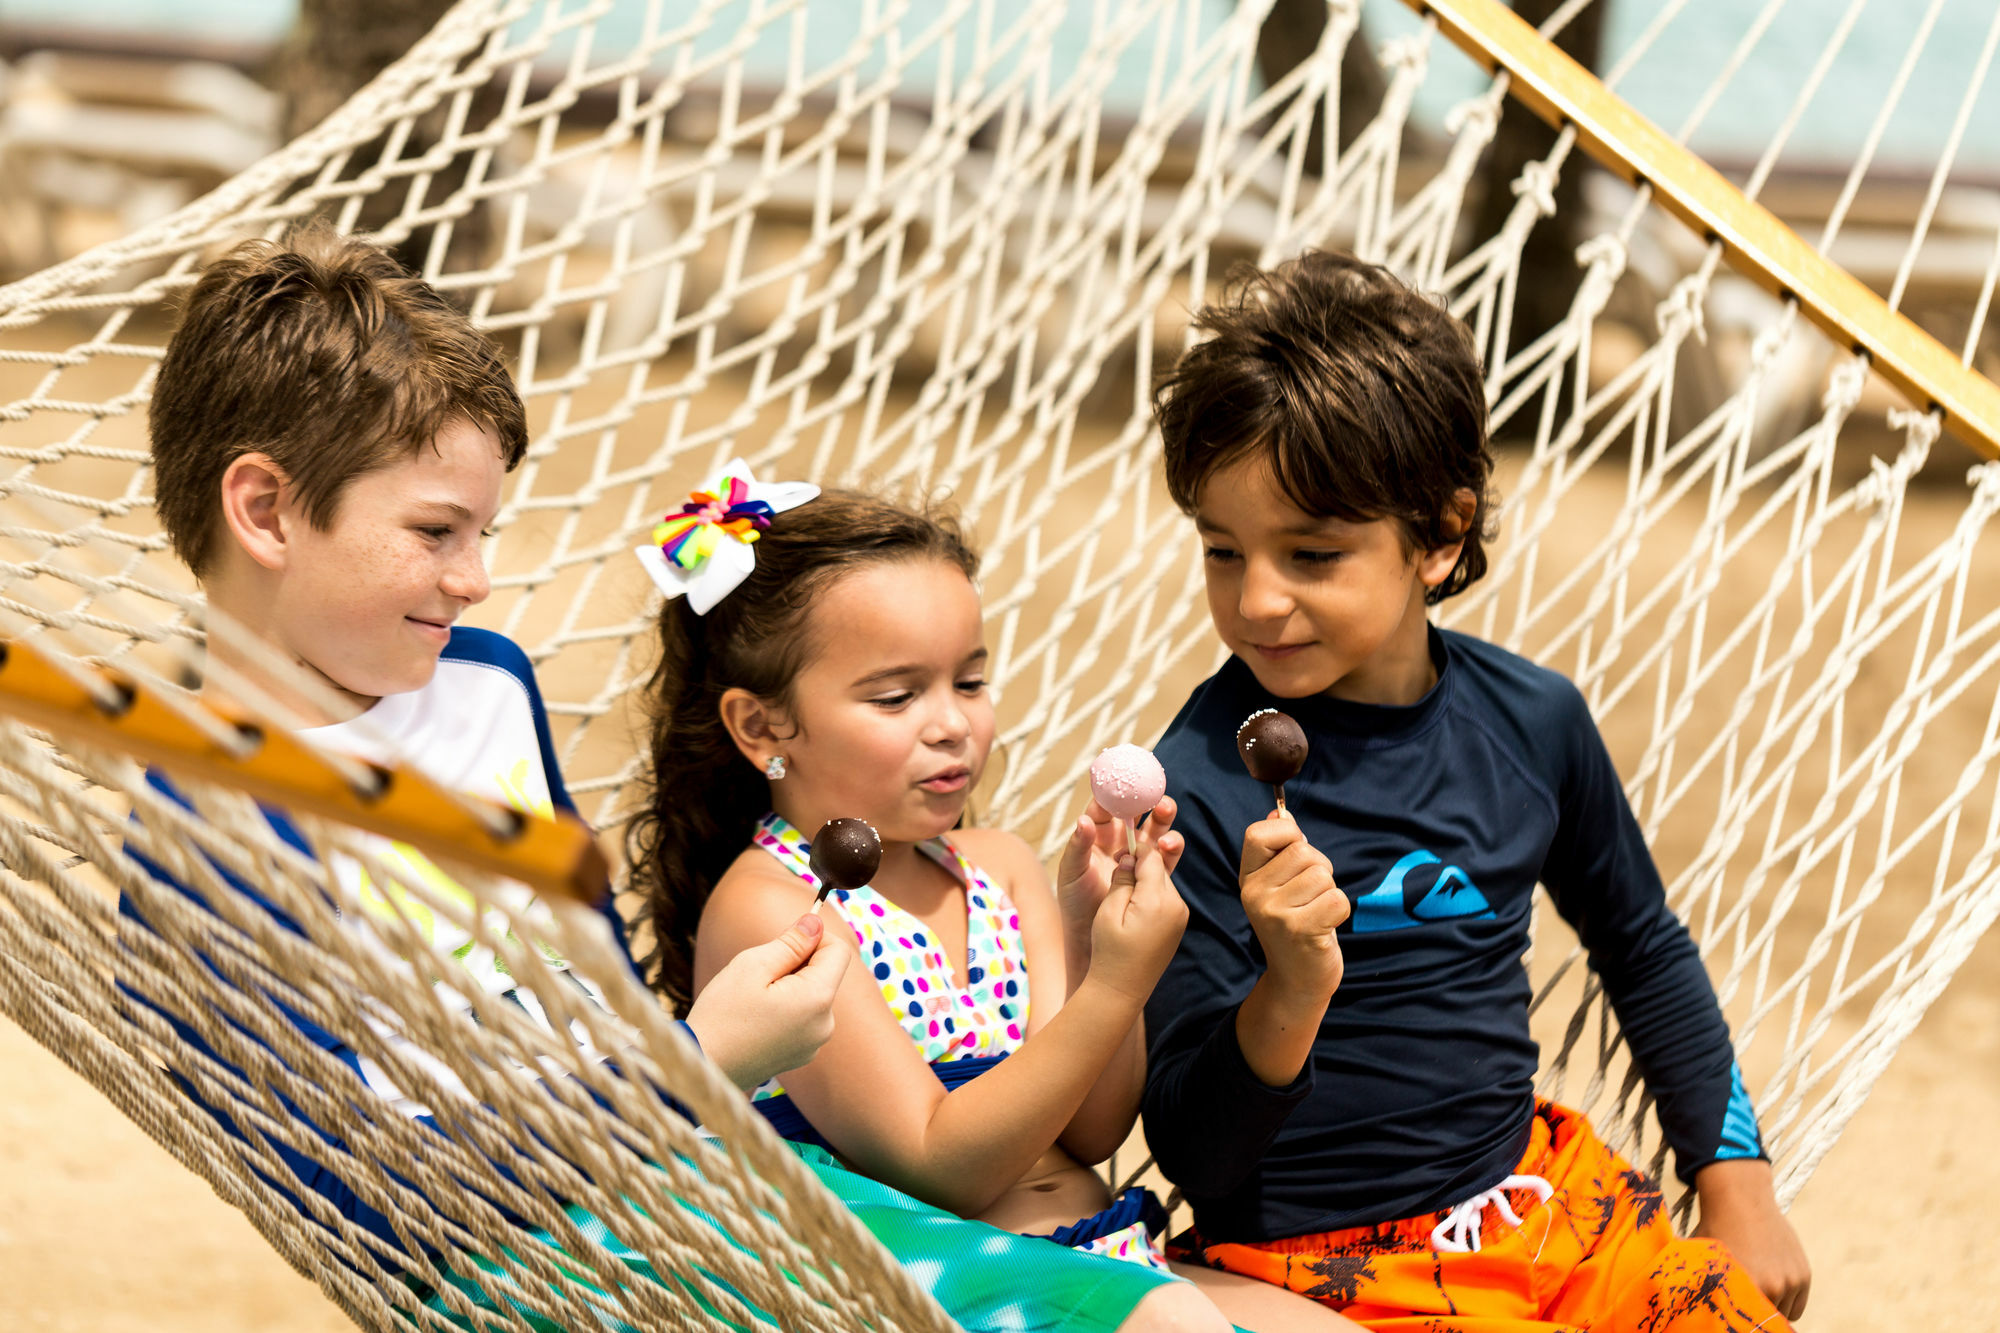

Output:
xmin=1437 ymin=629 xmax=1591 ymax=727
xmin=1439 ymin=629 xmax=1584 ymax=705
xmin=1436 ymin=631 xmax=1604 ymax=790
xmin=438 ymin=625 xmax=534 ymax=681
xmin=702 ymin=844 xmax=821 ymax=944
xmin=947 ymin=825 xmax=1039 ymax=877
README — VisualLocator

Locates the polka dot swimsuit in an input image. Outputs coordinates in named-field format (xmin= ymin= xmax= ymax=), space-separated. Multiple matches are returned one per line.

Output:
xmin=747 ymin=812 xmax=1171 ymax=1275
xmin=751 ymin=812 xmax=1030 ymax=1072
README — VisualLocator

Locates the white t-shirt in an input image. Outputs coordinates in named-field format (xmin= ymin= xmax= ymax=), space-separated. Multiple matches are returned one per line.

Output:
xmin=292 ymin=627 xmax=618 ymax=1116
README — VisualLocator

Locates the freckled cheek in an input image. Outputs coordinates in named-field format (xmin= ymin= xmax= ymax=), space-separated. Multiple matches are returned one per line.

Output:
xmin=345 ymin=540 xmax=428 ymax=607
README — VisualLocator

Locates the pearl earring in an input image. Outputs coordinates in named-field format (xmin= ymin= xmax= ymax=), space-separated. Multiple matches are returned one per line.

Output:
xmin=764 ymin=755 xmax=788 ymax=780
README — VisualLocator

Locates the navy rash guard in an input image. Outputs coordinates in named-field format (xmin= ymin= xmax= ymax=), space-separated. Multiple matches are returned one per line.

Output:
xmin=1141 ymin=628 xmax=1765 ymax=1243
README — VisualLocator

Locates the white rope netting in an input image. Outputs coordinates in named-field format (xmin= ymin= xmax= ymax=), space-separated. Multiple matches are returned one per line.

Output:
xmin=3 ymin=0 xmax=2000 ymax=1326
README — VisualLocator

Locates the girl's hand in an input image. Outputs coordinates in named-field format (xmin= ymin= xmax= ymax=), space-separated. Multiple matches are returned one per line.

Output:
xmin=1055 ymin=795 xmax=1183 ymax=958
xmin=685 ymin=914 xmax=854 ymax=1090
xmin=1084 ymin=812 xmax=1189 ymax=1004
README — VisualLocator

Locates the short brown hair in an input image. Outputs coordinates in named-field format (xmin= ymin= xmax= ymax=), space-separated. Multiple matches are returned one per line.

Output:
xmin=1154 ymin=250 xmax=1494 ymax=603
xmin=150 ymin=227 xmax=528 ymax=575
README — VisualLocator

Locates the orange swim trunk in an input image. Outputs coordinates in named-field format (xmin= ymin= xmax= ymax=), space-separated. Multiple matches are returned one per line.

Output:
xmin=1175 ymin=1101 xmax=1790 ymax=1332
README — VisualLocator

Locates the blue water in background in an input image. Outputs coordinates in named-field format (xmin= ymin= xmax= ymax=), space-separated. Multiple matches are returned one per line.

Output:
xmin=2 ymin=0 xmax=1994 ymax=169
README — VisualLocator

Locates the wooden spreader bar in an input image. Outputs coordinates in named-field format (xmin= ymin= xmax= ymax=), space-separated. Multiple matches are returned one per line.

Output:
xmin=0 ymin=636 xmax=611 ymax=904
xmin=1406 ymin=0 xmax=2000 ymax=461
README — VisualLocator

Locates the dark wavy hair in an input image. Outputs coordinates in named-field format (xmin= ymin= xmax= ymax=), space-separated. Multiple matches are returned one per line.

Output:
xmin=1153 ymin=250 xmax=1495 ymax=604
xmin=627 ymin=488 xmax=980 ymax=1012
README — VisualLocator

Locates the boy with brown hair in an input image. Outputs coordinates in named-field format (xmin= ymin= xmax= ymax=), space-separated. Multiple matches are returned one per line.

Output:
xmin=149 ymin=228 xmax=528 ymax=720
xmin=130 ymin=226 xmax=852 ymax=1246
xmin=1141 ymin=251 xmax=1811 ymax=1331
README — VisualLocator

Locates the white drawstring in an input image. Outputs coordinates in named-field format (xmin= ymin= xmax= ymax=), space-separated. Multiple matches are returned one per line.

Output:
xmin=1429 ymin=1174 xmax=1555 ymax=1253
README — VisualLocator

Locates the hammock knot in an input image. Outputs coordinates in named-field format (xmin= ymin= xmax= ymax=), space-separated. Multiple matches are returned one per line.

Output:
xmin=1887 ymin=404 xmax=1943 ymax=455
xmin=1379 ymin=33 xmax=1432 ymax=76
xmin=1823 ymin=356 xmax=1869 ymax=416
xmin=1510 ymin=159 xmax=1560 ymax=217
xmin=1573 ymin=235 xmax=1627 ymax=315
xmin=1857 ymin=430 xmax=1933 ymax=509
xmin=1443 ymin=91 xmax=1501 ymax=141
xmin=1656 ymin=274 xmax=1709 ymax=346
xmin=1966 ymin=461 xmax=2000 ymax=509
xmin=1745 ymin=304 xmax=1803 ymax=377
xmin=1575 ymin=234 xmax=1626 ymax=276
xmin=1853 ymin=456 xmax=1896 ymax=510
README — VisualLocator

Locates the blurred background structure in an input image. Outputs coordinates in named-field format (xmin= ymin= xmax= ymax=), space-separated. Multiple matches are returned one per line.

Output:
xmin=5 ymin=0 xmax=1997 ymax=429
xmin=1 ymin=2 xmax=1997 ymax=1330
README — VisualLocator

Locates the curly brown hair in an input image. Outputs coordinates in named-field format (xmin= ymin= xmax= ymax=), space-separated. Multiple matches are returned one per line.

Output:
xmin=150 ymin=225 xmax=527 ymax=576
xmin=627 ymin=487 xmax=980 ymax=1013
xmin=1153 ymin=250 xmax=1495 ymax=604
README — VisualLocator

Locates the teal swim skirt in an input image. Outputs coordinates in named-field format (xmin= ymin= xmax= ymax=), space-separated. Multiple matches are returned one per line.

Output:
xmin=402 ymin=1140 xmax=1180 ymax=1332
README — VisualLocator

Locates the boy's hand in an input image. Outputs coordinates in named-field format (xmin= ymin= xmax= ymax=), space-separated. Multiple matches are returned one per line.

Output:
xmin=1239 ymin=811 xmax=1349 ymax=1004
xmin=685 ymin=914 xmax=853 ymax=1090
xmin=1084 ymin=814 xmax=1190 ymax=1004
xmin=1693 ymin=1159 xmax=1811 ymax=1321
xmin=1056 ymin=796 xmax=1183 ymax=959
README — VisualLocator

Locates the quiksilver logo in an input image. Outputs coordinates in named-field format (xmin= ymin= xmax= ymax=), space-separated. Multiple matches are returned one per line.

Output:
xmin=1349 ymin=850 xmax=1496 ymax=932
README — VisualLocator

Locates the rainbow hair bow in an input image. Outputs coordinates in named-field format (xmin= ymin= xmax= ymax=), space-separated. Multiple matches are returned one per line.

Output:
xmin=634 ymin=460 xmax=820 ymax=614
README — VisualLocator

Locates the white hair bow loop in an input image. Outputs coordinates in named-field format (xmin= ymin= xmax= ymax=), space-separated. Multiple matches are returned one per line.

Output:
xmin=633 ymin=459 xmax=820 ymax=614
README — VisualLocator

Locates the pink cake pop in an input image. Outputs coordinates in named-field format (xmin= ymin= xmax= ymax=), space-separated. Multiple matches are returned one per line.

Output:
xmin=1089 ymin=744 xmax=1168 ymax=822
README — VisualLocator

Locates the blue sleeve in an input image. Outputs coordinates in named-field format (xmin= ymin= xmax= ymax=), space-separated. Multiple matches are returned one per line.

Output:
xmin=1140 ymin=767 xmax=1313 ymax=1198
xmin=439 ymin=627 xmax=577 ymax=815
xmin=1539 ymin=684 xmax=1765 ymax=1182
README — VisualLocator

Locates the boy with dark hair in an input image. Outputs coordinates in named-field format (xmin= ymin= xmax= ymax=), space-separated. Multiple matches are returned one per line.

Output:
xmin=1141 ymin=251 xmax=1811 ymax=1331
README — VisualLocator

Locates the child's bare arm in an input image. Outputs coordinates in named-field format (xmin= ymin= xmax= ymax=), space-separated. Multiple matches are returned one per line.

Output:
xmin=970 ymin=827 xmax=1144 ymax=1167
xmin=985 ymin=801 xmax=1187 ymax=1165
xmin=1233 ymin=811 xmax=1349 ymax=1087
xmin=698 ymin=832 xmax=1182 ymax=1217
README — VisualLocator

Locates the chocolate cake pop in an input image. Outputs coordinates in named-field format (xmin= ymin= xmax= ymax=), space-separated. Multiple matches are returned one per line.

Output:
xmin=808 ymin=817 xmax=882 ymax=905
xmin=1237 ymin=708 xmax=1308 ymax=811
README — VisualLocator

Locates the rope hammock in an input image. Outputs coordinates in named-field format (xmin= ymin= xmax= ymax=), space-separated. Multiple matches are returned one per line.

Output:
xmin=5 ymin=0 xmax=2000 ymax=1327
